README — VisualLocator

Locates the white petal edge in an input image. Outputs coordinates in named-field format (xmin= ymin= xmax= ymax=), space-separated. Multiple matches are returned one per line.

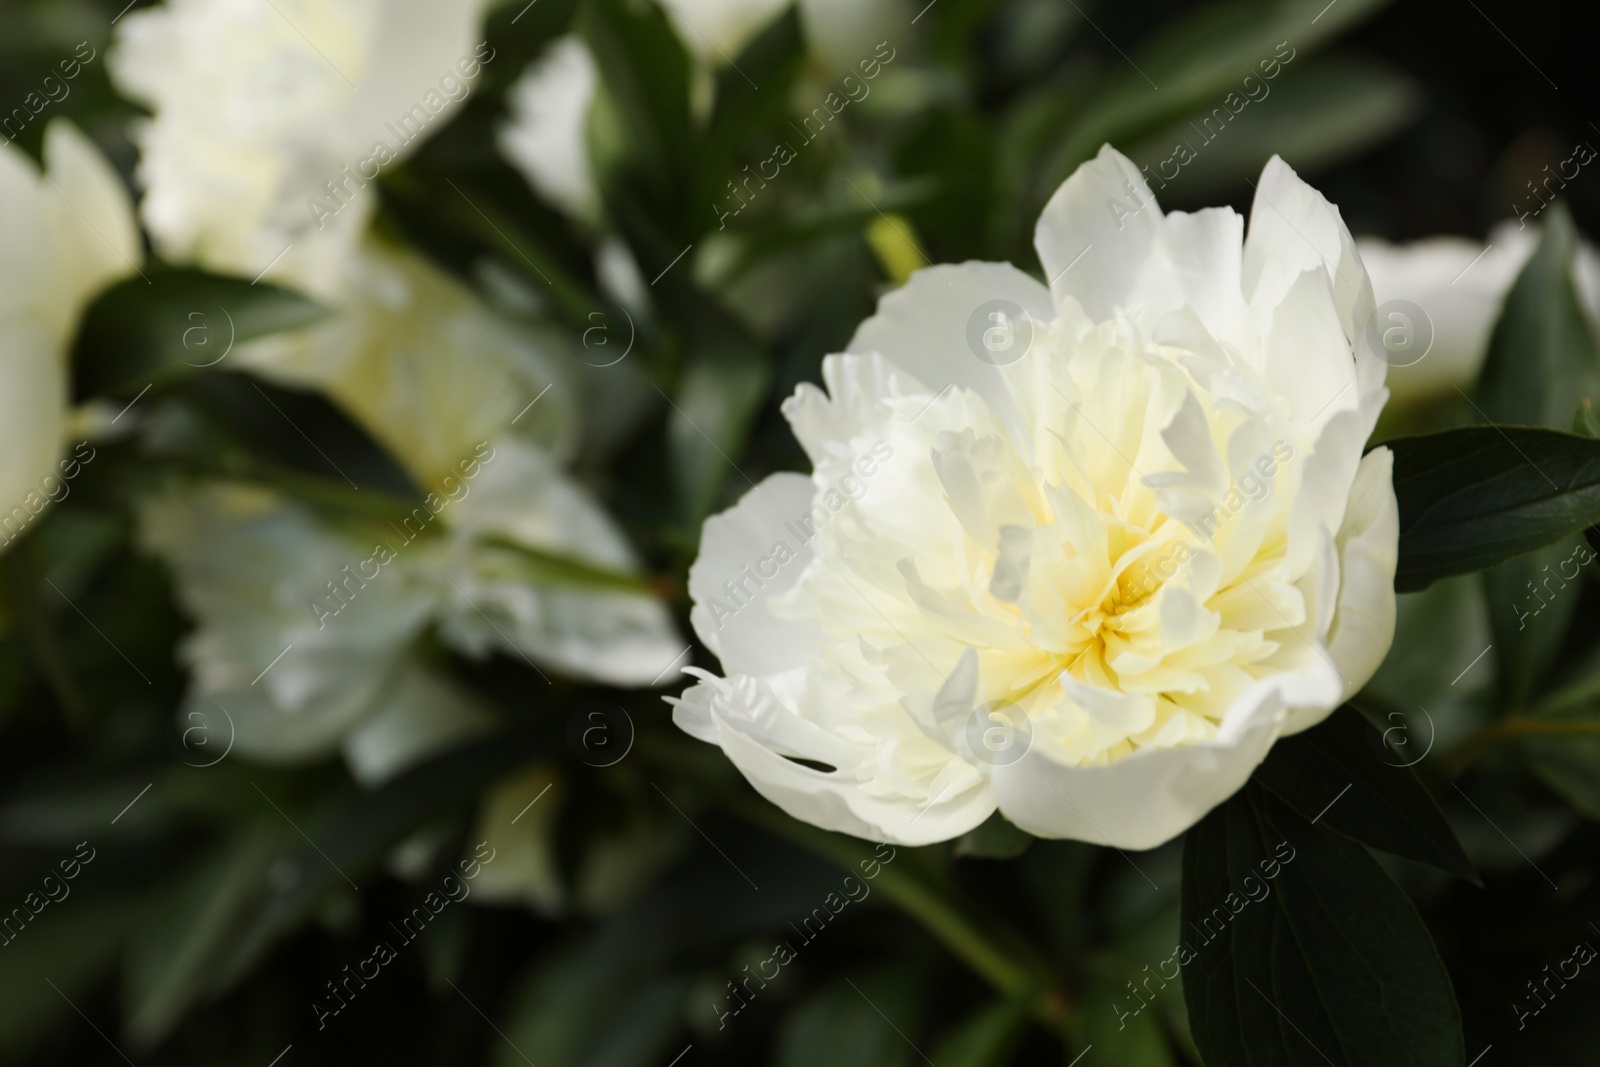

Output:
xmin=990 ymin=659 xmax=1343 ymax=850
xmin=687 ymin=471 xmax=820 ymax=677
xmin=1299 ymin=445 xmax=1398 ymax=727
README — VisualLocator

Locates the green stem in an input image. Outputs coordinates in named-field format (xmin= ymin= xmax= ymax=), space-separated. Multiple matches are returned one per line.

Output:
xmin=1532 ymin=669 xmax=1600 ymax=719
xmin=730 ymin=802 xmax=1070 ymax=1029
xmin=1449 ymin=716 xmax=1600 ymax=770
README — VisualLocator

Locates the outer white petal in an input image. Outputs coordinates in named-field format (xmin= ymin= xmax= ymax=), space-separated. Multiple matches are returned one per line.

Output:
xmin=845 ymin=261 xmax=1054 ymax=431
xmin=687 ymin=471 xmax=820 ymax=677
xmin=675 ymin=675 xmax=995 ymax=846
xmin=0 ymin=145 xmax=48 ymax=325
xmin=1242 ymin=155 xmax=1382 ymax=416
xmin=780 ymin=352 xmax=929 ymax=469
xmin=499 ymin=36 xmax=599 ymax=220
xmin=1312 ymin=446 xmax=1399 ymax=720
xmin=1034 ymin=145 xmax=1252 ymax=338
xmin=341 ymin=663 xmax=497 ymax=786
xmin=1035 ymin=145 xmax=1167 ymax=320
xmin=992 ymin=662 xmax=1340 ymax=849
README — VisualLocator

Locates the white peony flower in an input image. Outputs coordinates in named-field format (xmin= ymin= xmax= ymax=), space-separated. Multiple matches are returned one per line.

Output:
xmin=110 ymin=0 xmax=495 ymax=297
xmin=0 ymin=121 xmax=140 ymax=543
xmin=670 ymin=146 xmax=1399 ymax=849
xmin=1358 ymin=224 xmax=1600 ymax=404
xmin=231 ymin=239 xmax=683 ymax=687
xmin=138 ymin=481 xmax=465 ymax=774
xmin=499 ymin=36 xmax=600 ymax=222
xmin=141 ymin=249 xmax=683 ymax=772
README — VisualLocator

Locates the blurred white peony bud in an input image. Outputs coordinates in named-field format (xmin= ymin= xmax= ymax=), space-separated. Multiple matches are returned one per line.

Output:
xmin=1358 ymin=224 xmax=1600 ymax=404
xmin=110 ymin=0 xmax=495 ymax=298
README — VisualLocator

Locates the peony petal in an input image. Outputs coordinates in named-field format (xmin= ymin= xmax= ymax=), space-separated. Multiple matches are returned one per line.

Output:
xmin=688 ymin=471 xmax=822 ymax=677
xmin=782 ymin=352 xmax=929 ymax=471
xmin=499 ymin=36 xmax=599 ymax=220
xmin=42 ymin=121 xmax=142 ymax=320
xmin=341 ymin=664 xmax=497 ymax=786
xmin=990 ymin=680 xmax=1288 ymax=849
xmin=0 ymin=323 xmax=65 ymax=529
xmin=1305 ymin=446 xmax=1398 ymax=724
xmin=845 ymin=261 xmax=1053 ymax=431
xmin=704 ymin=677 xmax=995 ymax=846
xmin=1034 ymin=144 xmax=1168 ymax=320
xmin=1242 ymin=156 xmax=1383 ymax=415
xmin=1264 ymin=266 xmax=1359 ymax=431
xmin=432 ymin=442 xmax=685 ymax=688
xmin=1159 ymin=207 xmax=1249 ymax=340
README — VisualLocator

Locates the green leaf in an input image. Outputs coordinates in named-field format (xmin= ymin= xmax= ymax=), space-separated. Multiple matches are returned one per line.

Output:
xmin=71 ymin=268 xmax=326 ymax=398
xmin=1124 ymin=57 xmax=1419 ymax=204
xmin=1484 ymin=539 xmax=1582 ymax=704
xmin=1039 ymin=0 xmax=1392 ymax=196
xmin=1475 ymin=203 xmax=1600 ymax=430
xmin=954 ymin=812 xmax=1034 ymax=860
xmin=697 ymin=6 xmax=806 ymax=215
xmin=122 ymin=823 xmax=291 ymax=1047
xmin=1253 ymin=708 xmax=1476 ymax=881
xmin=495 ymin=974 xmax=690 ymax=1067
xmin=1367 ymin=575 xmax=1493 ymax=708
xmin=1076 ymin=975 xmax=1178 ymax=1067
xmin=168 ymin=371 xmax=422 ymax=502
xmin=1513 ymin=668 xmax=1600 ymax=821
xmin=775 ymin=966 xmax=924 ymax=1067
xmin=580 ymin=0 xmax=693 ymax=238
xmin=1181 ymin=785 xmax=1463 ymax=1066
xmin=1388 ymin=425 xmax=1600 ymax=591
xmin=0 ymin=895 xmax=127 ymax=1060
xmin=1520 ymin=727 xmax=1600 ymax=823
xmin=1474 ymin=204 xmax=1600 ymax=701
xmin=1575 ymin=398 xmax=1600 ymax=438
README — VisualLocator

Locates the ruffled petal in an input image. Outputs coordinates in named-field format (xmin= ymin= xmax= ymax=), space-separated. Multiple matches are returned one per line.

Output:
xmin=845 ymin=261 xmax=1053 ymax=432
